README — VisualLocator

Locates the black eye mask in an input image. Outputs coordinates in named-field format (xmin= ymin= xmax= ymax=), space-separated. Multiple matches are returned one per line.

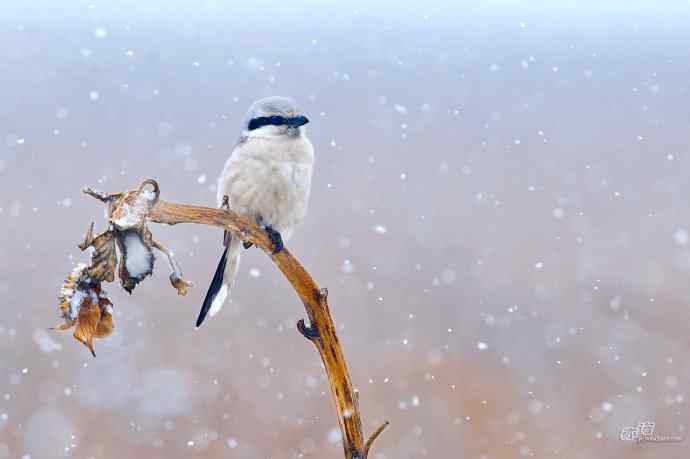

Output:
xmin=247 ymin=115 xmax=309 ymax=131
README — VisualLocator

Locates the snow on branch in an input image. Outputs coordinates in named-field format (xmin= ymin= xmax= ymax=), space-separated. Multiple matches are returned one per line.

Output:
xmin=52 ymin=179 xmax=388 ymax=459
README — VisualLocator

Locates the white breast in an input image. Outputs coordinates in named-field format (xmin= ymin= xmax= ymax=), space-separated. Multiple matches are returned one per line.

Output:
xmin=217 ymin=133 xmax=314 ymax=240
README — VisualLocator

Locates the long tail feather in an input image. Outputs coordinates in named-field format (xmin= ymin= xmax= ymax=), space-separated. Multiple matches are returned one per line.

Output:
xmin=197 ymin=238 xmax=241 ymax=327
xmin=197 ymin=248 xmax=229 ymax=327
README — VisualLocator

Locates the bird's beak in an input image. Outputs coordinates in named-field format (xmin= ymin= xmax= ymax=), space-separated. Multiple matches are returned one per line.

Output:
xmin=289 ymin=115 xmax=309 ymax=127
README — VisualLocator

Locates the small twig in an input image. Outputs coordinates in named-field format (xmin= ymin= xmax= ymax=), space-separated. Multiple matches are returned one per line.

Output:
xmin=150 ymin=239 xmax=193 ymax=295
xmin=78 ymin=222 xmax=96 ymax=251
xmin=364 ymin=421 xmax=390 ymax=456
xmin=150 ymin=240 xmax=181 ymax=276
xmin=82 ymin=187 xmax=115 ymax=203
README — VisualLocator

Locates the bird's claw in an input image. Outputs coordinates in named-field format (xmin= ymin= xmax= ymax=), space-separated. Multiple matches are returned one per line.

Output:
xmin=264 ymin=225 xmax=284 ymax=254
xmin=297 ymin=319 xmax=320 ymax=340
xmin=221 ymin=195 xmax=230 ymax=212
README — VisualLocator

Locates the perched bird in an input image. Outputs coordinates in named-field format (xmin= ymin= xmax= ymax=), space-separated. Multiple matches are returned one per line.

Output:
xmin=197 ymin=96 xmax=314 ymax=327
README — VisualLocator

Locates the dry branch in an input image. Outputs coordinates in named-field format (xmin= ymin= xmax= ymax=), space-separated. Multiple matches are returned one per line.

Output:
xmin=72 ymin=179 xmax=388 ymax=458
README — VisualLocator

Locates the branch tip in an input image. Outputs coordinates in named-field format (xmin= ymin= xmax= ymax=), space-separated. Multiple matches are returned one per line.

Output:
xmin=364 ymin=421 xmax=390 ymax=456
xmin=83 ymin=187 xmax=107 ymax=201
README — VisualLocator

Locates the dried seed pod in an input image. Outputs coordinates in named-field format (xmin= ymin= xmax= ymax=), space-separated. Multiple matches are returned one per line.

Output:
xmin=116 ymin=229 xmax=155 ymax=293
xmin=170 ymin=273 xmax=193 ymax=296
xmin=109 ymin=179 xmax=159 ymax=231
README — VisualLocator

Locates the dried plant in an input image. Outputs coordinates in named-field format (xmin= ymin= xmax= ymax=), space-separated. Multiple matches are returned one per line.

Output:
xmin=52 ymin=180 xmax=192 ymax=356
xmin=52 ymin=179 xmax=388 ymax=458
xmin=52 ymin=263 xmax=114 ymax=356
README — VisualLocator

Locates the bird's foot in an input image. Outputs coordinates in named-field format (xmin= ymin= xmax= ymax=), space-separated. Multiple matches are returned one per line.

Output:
xmin=297 ymin=319 xmax=320 ymax=340
xmin=220 ymin=195 xmax=230 ymax=212
xmin=221 ymin=196 xmax=232 ymax=247
xmin=263 ymin=225 xmax=284 ymax=254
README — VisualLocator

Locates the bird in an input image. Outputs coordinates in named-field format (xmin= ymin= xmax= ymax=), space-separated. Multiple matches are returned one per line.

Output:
xmin=196 ymin=96 xmax=314 ymax=327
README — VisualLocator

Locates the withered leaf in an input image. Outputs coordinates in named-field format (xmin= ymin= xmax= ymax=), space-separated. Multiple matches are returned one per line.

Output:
xmin=78 ymin=223 xmax=117 ymax=282
xmin=53 ymin=264 xmax=116 ymax=357
xmin=89 ymin=232 xmax=117 ymax=282
xmin=51 ymin=318 xmax=76 ymax=331
xmin=73 ymin=295 xmax=101 ymax=357
xmin=94 ymin=298 xmax=114 ymax=339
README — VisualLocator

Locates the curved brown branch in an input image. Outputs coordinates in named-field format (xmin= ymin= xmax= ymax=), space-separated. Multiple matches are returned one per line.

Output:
xmin=129 ymin=184 xmax=389 ymax=458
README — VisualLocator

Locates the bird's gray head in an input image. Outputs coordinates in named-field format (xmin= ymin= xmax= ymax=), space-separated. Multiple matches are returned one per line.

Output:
xmin=243 ymin=96 xmax=309 ymax=137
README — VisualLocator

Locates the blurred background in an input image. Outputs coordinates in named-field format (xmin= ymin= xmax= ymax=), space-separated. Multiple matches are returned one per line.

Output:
xmin=1 ymin=1 xmax=689 ymax=458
